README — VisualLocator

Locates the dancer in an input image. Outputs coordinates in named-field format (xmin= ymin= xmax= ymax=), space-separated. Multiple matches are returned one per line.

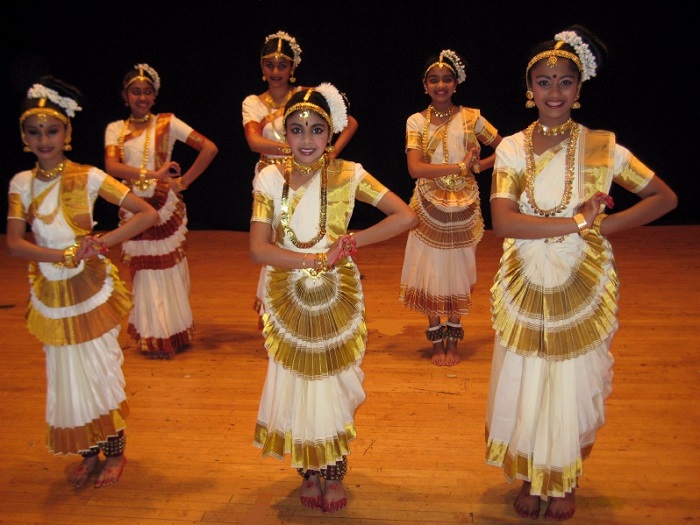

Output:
xmin=485 ymin=25 xmax=677 ymax=520
xmin=6 ymin=76 xmax=158 ymax=488
xmin=400 ymin=49 xmax=502 ymax=366
xmin=105 ymin=63 xmax=218 ymax=358
xmin=250 ymin=84 xmax=416 ymax=512
xmin=242 ymin=30 xmax=358 ymax=318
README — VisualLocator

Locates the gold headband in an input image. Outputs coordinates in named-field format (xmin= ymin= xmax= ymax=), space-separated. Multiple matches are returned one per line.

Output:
xmin=283 ymin=92 xmax=334 ymax=138
xmin=525 ymin=42 xmax=583 ymax=87
xmin=261 ymin=38 xmax=294 ymax=63
xmin=20 ymin=104 xmax=70 ymax=127
xmin=424 ymin=59 xmax=456 ymax=79
xmin=124 ymin=66 xmax=155 ymax=90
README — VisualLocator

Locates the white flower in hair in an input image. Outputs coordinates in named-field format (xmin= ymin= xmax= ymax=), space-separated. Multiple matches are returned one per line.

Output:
xmin=134 ymin=63 xmax=161 ymax=92
xmin=265 ymin=31 xmax=302 ymax=67
xmin=440 ymin=49 xmax=466 ymax=84
xmin=27 ymin=84 xmax=83 ymax=117
xmin=554 ymin=31 xmax=597 ymax=81
xmin=315 ymin=82 xmax=348 ymax=133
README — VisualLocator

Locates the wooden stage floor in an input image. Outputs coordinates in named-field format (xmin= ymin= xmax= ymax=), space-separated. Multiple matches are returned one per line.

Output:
xmin=0 ymin=226 xmax=698 ymax=525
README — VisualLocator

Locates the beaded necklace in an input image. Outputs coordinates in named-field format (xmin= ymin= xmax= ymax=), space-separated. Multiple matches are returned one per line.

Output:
xmin=280 ymin=156 xmax=328 ymax=248
xmin=35 ymin=161 xmax=65 ymax=180
xmin=536 ymin=118 xmax=574 ymax=136
xmin=292 ymin=156 xmax=325 ymax=175
xmin=421 ymin=105 xmax=454 ymax=164
xmin=129 ymin=113 xmax=151 ymax=124
xmin=428 ymin=104 xmax=452 ymax=118
xmin=30 ymin=163 xmax=65 ymax=224
xmin=118 ymin=117 xmax=152 ymax=191
xmin=524 ymin=120 xmax=579 ymax=217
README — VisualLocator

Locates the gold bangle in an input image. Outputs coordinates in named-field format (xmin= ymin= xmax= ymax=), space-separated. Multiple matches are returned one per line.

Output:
xmin=139 ymin=168 xmax=147 ymax=180
xmin=457 ymin=162 xmax=468 ymax=176
xmin=472 ymin=162 xmax=481 ymax=174
xmin=573 ymin=213 xmax=589 ymax=236
xmin=302 ymin=253 xmax=309 ymax=268
xmin=592 ymin=213 xmax=608 ymax=235
xmin=56 ymin=242 xmax=80 ymax=269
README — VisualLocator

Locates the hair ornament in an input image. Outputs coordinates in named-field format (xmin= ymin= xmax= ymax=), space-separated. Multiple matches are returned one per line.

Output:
xmin=315 ymin=82 xmax=348 ymax=134
xmin=264 ymin=31 xmax=302 ymax=67
xmin=439 ymin=50 xmax=466 ymax=84
xmin=132 ymin=63 xmax=161 ymax=93
xmin=26 ymin=84 xmax=82 ymax=118
xmin=554 ymin=31 xmax=598 ymax=81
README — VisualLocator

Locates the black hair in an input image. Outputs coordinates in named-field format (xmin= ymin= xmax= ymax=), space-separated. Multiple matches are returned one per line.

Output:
xmin=260 ymin=33 xmax=298 ymax=63
xmin=526 ymin=25 xmax=608 ymax=86
xmin=283 ymin=88 xmax=332 ymax=127
xmin=19 ymin=75 xmax=83 ymax=119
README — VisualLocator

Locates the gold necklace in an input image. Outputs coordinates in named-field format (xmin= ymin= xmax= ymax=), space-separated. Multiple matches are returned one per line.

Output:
xmin=536 ymin=118 xmax=574 ymax=136
xmin=428 ymin=104 xmax=452 ymax=118
xmin=421 ymin=105 xmax=454 ymax=164
xmin=129 ymin=113 xmax=151 ymax=124
xmin=118 ymin=117 xmax=153 ymax=191
xmin=35 ymin=161 xmax=65 ymax=180
xmin=524 ymin=120 xmax=579 ymax=217
xmin=264 ymin=90 xmax=293 ymax=110
xmin=30 ymin=164 xmax=65 ymax=224
xmin=281 ymin=156 xmax=328 ymax=249
xmin=292 ymin=156 xmax=326 ymax=175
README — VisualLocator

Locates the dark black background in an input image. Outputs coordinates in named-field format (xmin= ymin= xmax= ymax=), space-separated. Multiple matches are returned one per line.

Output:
xmin=3 ymin=3 xmax=692 ymax=232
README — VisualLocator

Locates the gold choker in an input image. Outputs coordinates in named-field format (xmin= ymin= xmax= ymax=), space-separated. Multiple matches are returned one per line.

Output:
xmin=35 ymin=162 xmax=65 ymax=179
xmin=536 ymin=118 xmax=574 ymax=136
xmin=429 ymin=104 xmax=453 ymax=118
xmin=129 ymin=113 xmax=151 ymax=124
xmin=292 ymin=156 xmax=326 ymax=175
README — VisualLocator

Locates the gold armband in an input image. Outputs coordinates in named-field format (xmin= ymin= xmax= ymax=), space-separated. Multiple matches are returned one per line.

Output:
xmin=573 ymin=213 xmax=589 ymax=236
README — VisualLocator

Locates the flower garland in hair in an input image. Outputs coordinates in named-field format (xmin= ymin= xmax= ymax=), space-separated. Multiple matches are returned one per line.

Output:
xmin=26 ymin=84 xmax=83 ymax=117
xmin=315 ymin=82 xmax=348 ymax=133
xmin=265 ymin=31 xmax=302 ymax=67
xmin=134 ymin=63 xmax=161 ymax=92
xmin=554 ymin=31 xmax=597 ymax=81
xmin=440 ymin=49 xmax=466 ymax=84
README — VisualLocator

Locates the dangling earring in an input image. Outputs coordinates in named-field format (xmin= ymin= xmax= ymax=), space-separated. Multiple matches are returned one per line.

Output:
xmin=262 ymin=75 xmax=267 ymax=82
xmin=21 ymin=133 xmax=31 ymax=152
xmin=525 ymin=90 xmax=535 ymax=108
xmin=325 ymin=144 xmax=335 ymax=154
xmin=572 ymin=100 xmax=581 ymax=109
xmin=290 ymin=71 xmax=296 ymax=83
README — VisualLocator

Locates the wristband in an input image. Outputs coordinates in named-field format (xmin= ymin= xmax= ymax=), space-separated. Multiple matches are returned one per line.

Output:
xmin=573 ymin=213 xmax=589 ymax=236
xmin=592 ymin=213 xmax=608 ymax=235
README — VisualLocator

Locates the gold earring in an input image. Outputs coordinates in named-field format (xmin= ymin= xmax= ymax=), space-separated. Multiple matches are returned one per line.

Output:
xmin=572 ymin=99 xmax=581 ymax=109
xmin=325 ymin=144 xmax=335 ymax=154
xmin=262 ymin=75 xmax=266 ymax=82
xmin=525 ymin=90 xmax=535 ymax=108
xmin=290 ymin=75 xmax=296 ymax=83
xmin=23 ymin=144 xmax=32 ymax=152
xmin=63 ymin=136 xmax=72 ymax=151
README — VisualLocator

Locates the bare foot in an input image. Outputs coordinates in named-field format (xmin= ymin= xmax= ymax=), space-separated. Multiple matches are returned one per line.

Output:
xmin=322 ymin=479 xmax=347 ymax=513
xmin=67 ymin=455 xmax=99 ymax=488
xmin=514 ymin=481 xmax=541 ymax=520
xmin=544 ymin=490 xmax=575 ymax=521
xmin=444 ymin=339 xmax=461 ymax=366
xmin=431 ymin=341 xmax=446 ymax=366
xmin=94 ymin=455 xmax=126 ymax=488
xmin=299 ymin=471 xmax=322 ymax=510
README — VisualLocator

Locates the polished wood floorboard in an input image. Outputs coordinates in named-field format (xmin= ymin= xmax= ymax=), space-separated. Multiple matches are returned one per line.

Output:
xmin=0 ymin=226 xmax=698 ymax=525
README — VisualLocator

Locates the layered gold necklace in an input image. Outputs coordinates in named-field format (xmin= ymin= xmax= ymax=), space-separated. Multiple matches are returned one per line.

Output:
xmin=281 ymin=156 xmax=328 ymax=249
xmin=428 ymin=104 xmax=453 ymax=118
xmin=536 ymin=118 xmax=574 ymax=136
xmin=524 ymin=120 xmax=579 ymax=217
xmin=292 ymin=157 xmax=325 ymax=175
xmin=31 ymin=162 xmax=66 ymax=224
xmin=265 ymin=90 xmax=292 ymax=141
xmin=422 ymin=105 xmax=454 ymax=164
xmin=118 ymin=117 xmax=153 ymax=191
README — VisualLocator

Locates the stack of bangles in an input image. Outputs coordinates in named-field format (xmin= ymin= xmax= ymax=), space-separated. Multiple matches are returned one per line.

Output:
xmin=53 ymin=242 xmax=81 ymax=269
xmin=85 ymin=233 xmax=110 ymax=255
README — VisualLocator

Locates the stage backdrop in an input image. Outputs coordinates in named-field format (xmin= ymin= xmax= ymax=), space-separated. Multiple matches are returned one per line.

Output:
xmin=2 ymin=3 xmax=693 ymax=232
